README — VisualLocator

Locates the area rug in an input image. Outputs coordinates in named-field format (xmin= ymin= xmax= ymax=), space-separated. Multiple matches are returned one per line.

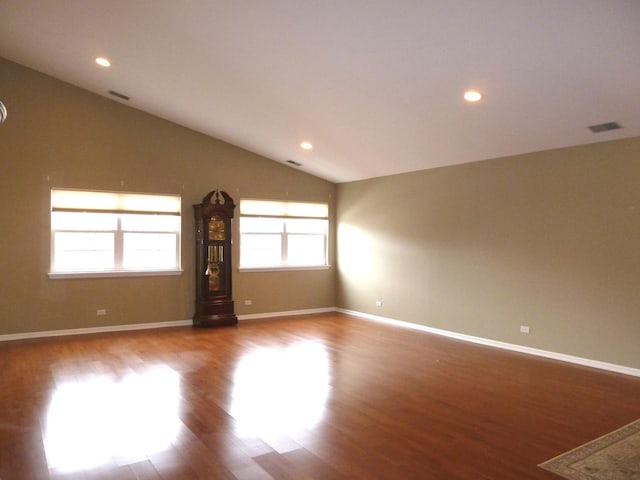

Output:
xmin=539 ymin=418 xmax=640 ymax=479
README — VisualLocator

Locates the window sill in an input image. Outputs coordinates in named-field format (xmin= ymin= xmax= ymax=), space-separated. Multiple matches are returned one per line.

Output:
xmin=48 ymin=269 xmax=184 ymax=280
xmin=239 ymin=265 xmax=331 ymax=273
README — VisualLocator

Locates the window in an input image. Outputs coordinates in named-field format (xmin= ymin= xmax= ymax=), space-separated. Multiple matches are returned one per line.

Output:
xmin=50 ymin=189 xmax=182 ymax=278
xmin=239 ymin=199 xmax=329 ymax=270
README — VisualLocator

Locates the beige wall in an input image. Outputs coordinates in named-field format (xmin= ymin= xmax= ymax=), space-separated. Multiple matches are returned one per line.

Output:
xmin=2 ymin=56 xmax=638 ymax=371
xmin=0 ymin=57 xmax=336 ymax=335
xmin=336 ymin=138 xmax=640 ymax=369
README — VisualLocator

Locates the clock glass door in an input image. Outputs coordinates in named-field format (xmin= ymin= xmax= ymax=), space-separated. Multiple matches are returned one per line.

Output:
xmin=207 ymin=216 xmax=226 ymax=294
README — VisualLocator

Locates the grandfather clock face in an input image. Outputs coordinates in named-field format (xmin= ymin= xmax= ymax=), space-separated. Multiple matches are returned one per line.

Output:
xmin=208 ymin=216 xmax=225 ymax=241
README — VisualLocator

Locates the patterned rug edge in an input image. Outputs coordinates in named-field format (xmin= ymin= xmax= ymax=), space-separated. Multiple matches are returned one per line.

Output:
xmin=538 ymin=418 xmax=640 ymax=479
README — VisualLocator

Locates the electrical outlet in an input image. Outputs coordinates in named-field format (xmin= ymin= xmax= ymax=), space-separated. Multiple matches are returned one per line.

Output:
xmin=375 ymin=300 xmax=383 ymax=307
xmin=244 ymin=299 xmax=253 ymax=306
xmin=96 ymin=309 xmax=107 ymax=316
xmin=520 ymin=325 xmax=530 ymax=334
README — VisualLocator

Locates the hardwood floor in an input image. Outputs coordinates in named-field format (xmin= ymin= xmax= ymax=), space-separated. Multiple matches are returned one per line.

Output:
xmin=1 ymin=313 xmax=638 ymax=479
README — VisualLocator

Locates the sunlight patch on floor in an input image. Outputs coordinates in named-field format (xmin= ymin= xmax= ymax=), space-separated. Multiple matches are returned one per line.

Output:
xmin=43 ymin=365 xmax=181 ymax=473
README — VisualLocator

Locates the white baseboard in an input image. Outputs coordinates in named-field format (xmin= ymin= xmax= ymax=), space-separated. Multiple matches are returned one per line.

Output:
xmin=337 ymin=308 xmax=640 ymax=378
xmin=238 ymin=307 xmax=336 ymax=321
xmin=0 ymin=308 xmax=336 ymax=342
xmin=3 ymin=308 xmax=637 ymax=378
xmin=0 ymin=319 xmax=192 ymax=343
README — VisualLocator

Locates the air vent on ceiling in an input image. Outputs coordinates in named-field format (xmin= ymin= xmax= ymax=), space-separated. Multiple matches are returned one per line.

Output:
xmin=588 ymin=121 xmax=621 ymax=133
xmin=108 ymin=90 xmax=130 ymax=101
xmin=286 ymin=160 xmax=303 ymax=167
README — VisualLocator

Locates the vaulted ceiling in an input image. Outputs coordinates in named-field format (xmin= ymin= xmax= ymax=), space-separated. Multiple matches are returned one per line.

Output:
xmin=1 ymin=1 xmax=638 ymax=183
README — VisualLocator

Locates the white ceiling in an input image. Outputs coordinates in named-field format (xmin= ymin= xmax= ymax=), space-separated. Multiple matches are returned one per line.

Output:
xmin=1 ymin=1 xmax=638 ymax=183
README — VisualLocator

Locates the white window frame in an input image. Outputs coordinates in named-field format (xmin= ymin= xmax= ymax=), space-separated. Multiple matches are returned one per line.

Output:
xmin=239 ymin=199 xmax=329 ymax=272
xmin=49 ymin=189 xmax=183 ymax=279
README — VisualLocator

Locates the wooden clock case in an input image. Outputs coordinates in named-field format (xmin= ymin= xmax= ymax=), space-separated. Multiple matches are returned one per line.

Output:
xmin=193 ymin=190 xmax=237 ymax=327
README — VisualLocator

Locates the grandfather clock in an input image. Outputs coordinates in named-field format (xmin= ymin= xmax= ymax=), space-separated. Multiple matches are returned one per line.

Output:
xmin=193 ymin=190 xmax=237 ymax=327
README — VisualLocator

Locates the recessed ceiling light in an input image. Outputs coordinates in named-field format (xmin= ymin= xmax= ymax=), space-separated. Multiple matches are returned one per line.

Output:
xmin=300 ymin=141 xmax=313 ymax=150
xmin=95 ymin=57 xmax=111 ymax=68
xmin=463 ymin=90 xmax=482 ymax=102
